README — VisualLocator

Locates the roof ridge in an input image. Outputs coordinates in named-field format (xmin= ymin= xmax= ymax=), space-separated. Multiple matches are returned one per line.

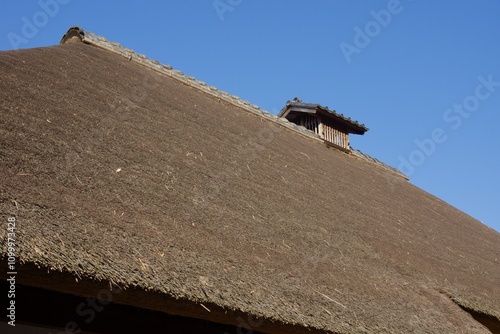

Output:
xmin=60 ymin=27 xmax=323 ymax=140
xmin=351 ymin=148 xmax=408 ymax=179
xmin=60 ymin=26 xmax=408 ymax=180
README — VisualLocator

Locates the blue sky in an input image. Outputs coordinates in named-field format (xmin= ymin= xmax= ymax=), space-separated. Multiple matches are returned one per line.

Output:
xmin=1 ymin=1 xmax=499 ymax=233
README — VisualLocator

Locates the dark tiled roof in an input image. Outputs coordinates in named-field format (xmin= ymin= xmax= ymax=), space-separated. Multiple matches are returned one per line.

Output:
xmin=279 ymin=97 xmax=369 ymax=133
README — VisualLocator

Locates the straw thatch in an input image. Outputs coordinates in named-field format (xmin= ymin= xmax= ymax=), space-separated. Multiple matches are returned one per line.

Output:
xmin=0 ymin=28 xmax=499 ymax=333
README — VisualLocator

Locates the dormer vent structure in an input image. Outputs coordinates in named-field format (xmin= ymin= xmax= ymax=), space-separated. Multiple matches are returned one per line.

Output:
xmin=278 ymin=98 xmax=368 ymax=152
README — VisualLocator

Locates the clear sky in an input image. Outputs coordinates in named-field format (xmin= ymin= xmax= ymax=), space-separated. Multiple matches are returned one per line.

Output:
xmin=1 ymin=1 xmax=499 ymax=233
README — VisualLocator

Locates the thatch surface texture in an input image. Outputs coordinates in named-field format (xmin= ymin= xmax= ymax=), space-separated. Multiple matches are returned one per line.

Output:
xmin=1 ymin=39 xmax=499 ymax=333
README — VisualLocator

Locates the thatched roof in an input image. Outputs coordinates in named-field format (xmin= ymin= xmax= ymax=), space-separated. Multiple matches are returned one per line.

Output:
xmin=1 ymin=27 xmax=499 ymax=333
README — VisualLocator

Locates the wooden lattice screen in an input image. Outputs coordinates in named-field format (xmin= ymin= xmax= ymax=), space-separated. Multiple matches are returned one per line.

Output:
xmin=299 ymin=114 xmax=350 ymax=150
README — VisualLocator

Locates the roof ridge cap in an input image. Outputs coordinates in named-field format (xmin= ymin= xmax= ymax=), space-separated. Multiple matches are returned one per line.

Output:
xmin=351 ymin=148 xmax=409 ymax=179
xmin=59 ymin=26 xmax=323 ymax=143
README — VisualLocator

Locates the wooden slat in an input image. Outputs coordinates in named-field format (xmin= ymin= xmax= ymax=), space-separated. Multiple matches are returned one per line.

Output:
xmin=319 ymin=117 xmax=351 ymax=150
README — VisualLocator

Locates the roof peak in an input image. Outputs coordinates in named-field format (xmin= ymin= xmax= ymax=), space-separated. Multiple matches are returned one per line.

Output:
xmin=59 ymin=26 xmax=407 ymax=180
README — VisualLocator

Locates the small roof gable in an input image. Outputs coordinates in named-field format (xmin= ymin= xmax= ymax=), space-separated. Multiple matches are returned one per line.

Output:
xmin=279 ymin=97 xmax=369 ymax=135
